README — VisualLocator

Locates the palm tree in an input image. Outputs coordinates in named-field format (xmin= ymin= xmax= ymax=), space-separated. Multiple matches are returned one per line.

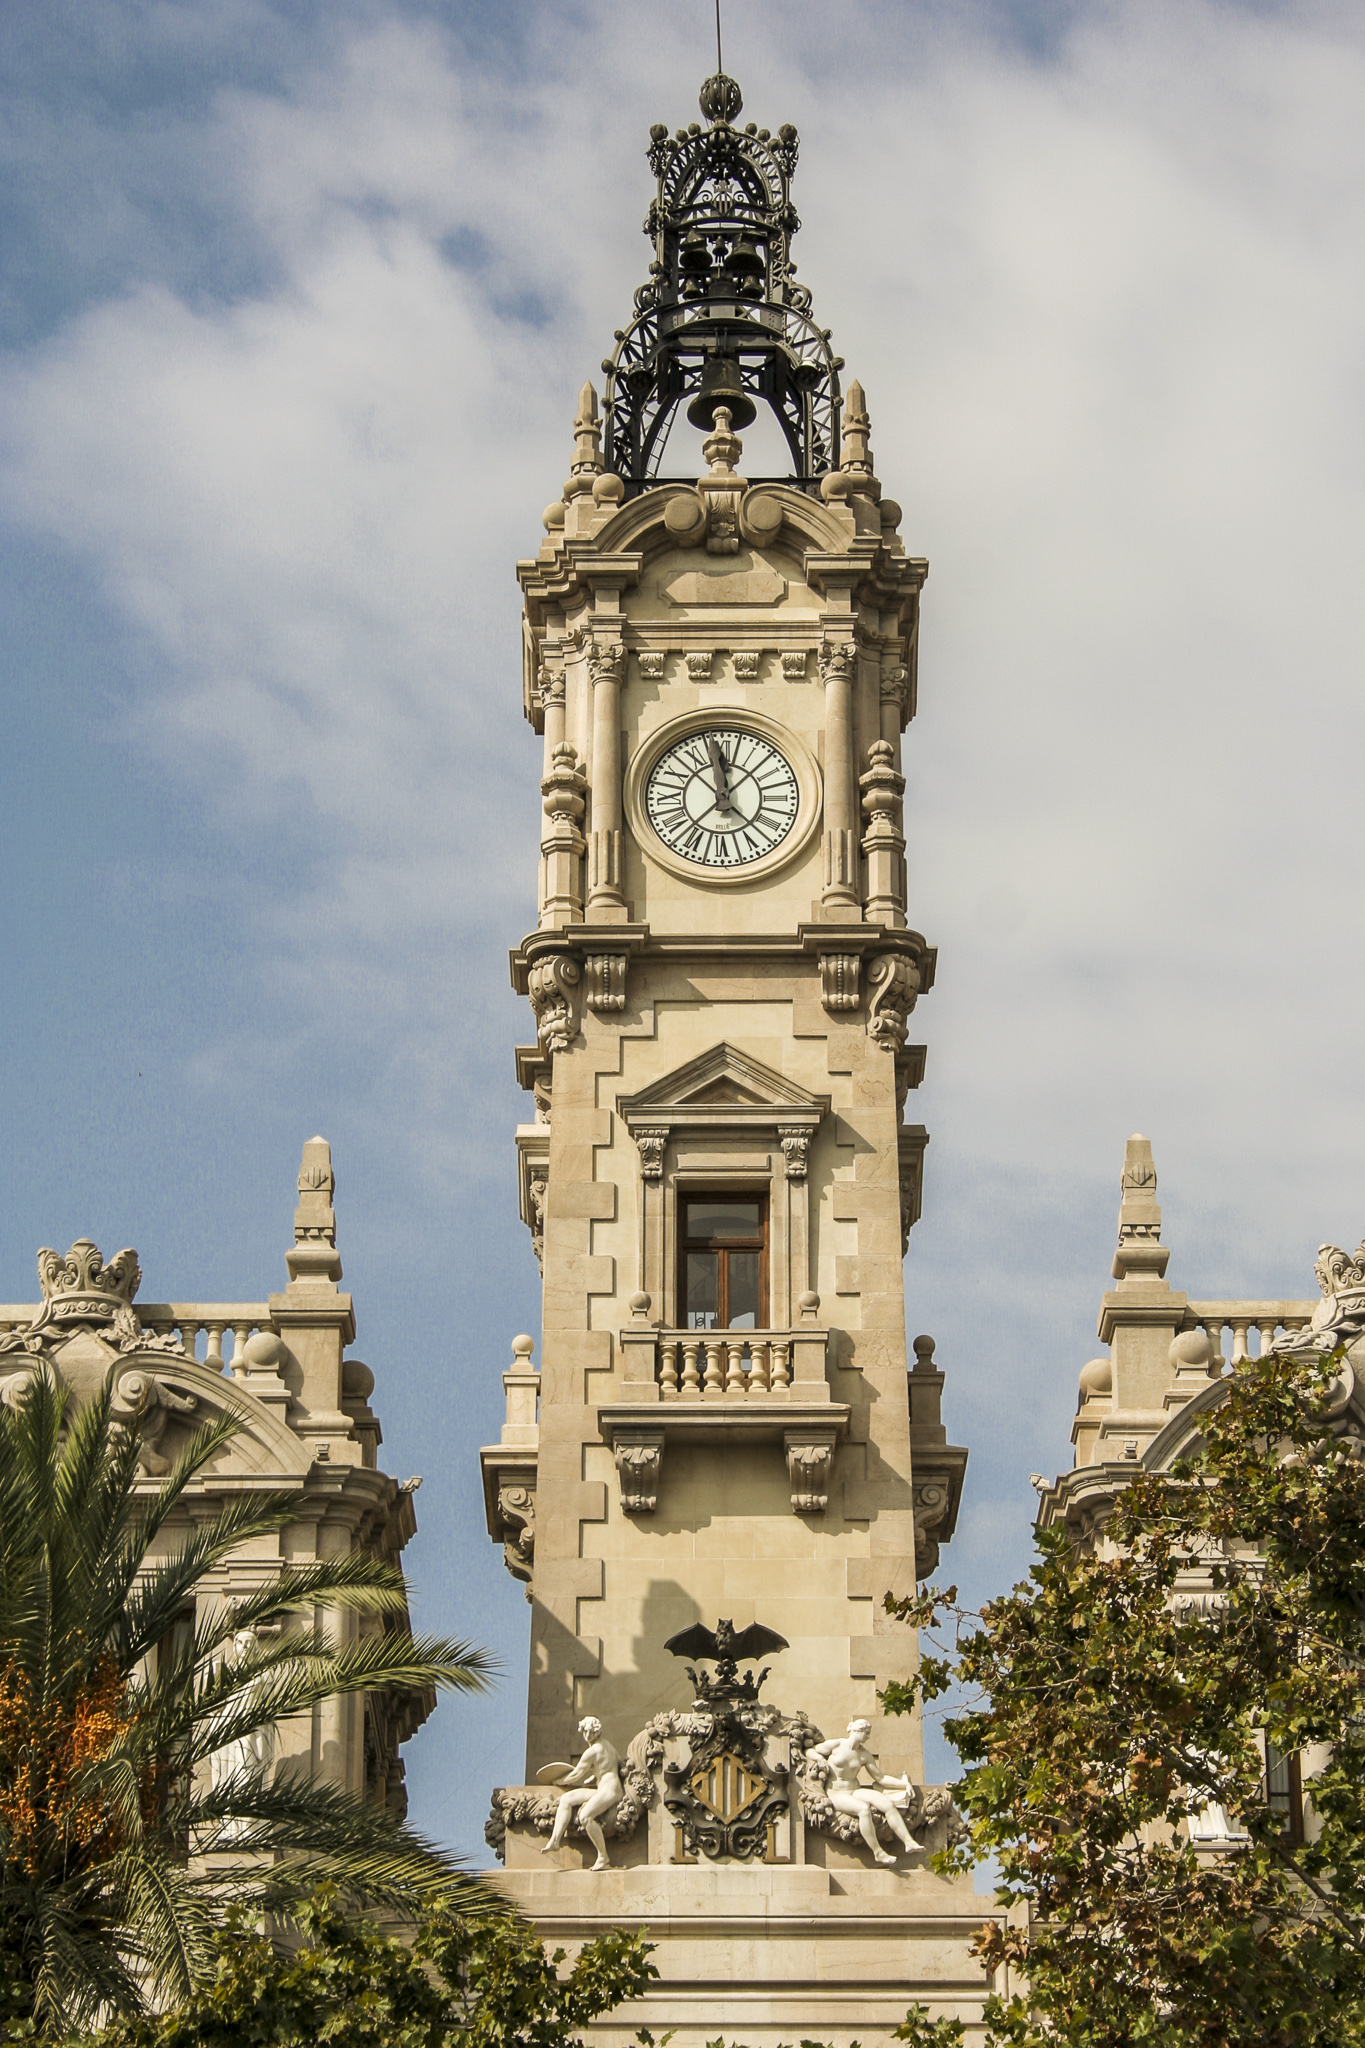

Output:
xmin=0 ymin=1367 xmax=501 ymax=2032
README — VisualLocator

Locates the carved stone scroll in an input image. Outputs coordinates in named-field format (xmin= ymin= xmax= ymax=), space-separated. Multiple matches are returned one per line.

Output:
xmin=785 ymin=1430 xmax=836 ymax=1514
xmin=731 ymin=650 xmax=761 ymax=680
xmin=634 ymin=1127 xmax=668 ymax=1181
xmin=614 ymin=1430 xmax=665 ymax=1513
xmin=781 ymin=650 xmax=809 ymax=681
xmin=817 ymin=953 xmax=861 ymax=1015
xmin=496 ymin=1480 xmax=536 ymax=1588
xmin=865 ymin=954 xmax=919 ymax=1051
xmin=685 ymin=650 xmax=714 ymax=681
xmin=638 ymin=650 xmax=666 ymax=682
xmin=584 ymin=953 xmax=628 ymax=1013
xmin=527 ymin=955 xmax=581 ymax=1054
xmin=912 ymin=1476 xmax=951 ymax=1580
xmin=777 ymin=1126 xmax=811 ymax=1181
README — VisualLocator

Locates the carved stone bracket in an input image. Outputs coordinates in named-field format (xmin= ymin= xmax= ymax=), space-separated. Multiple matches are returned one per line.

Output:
xmin=527 ymin=955 xmax=581 ymax=1054
xmin=912 ymin=1476 xmax=951 ymax=1580
xmin=685 ymin=650 xmax=714 ymax=681
xmin=585 ymin=953 xmax=628 ymax=1013
xmin=785 ymin=1429 xmax=836 ymax=1514
xmin=638 ymin=651 xmax=666 ymax=682
xmin=865 ymin=954 xmax=920 ymax=1051
xmin=781 ymin=650 xmax=809 ymax=681
xmin=731 ymin=650 xmax=761 ymax=680
xmin=614 ymin=1429 xmax=665 ymax=1513
xmin=496 ymin=1479 xmax=537 ymax=1589
xmin=777 ymin=1125 xmax=811 ymax=1180
xmin=527 ymin=1166 xmax=548 ymax=1273
xmin=634 ymin=1127 xmax=668 ymax=1181
xmin=817 ymin=953 xmax=861 ymax=1014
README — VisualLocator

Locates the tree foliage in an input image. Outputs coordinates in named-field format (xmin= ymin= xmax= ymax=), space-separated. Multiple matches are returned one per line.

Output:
xmin=884 ymin=1347 xmax=1365 ymax=2047
xmin=70 ymin=1892 xmax=659 ymax=2048
xmin=0 ymin=1370 xmax=500 ymax=2033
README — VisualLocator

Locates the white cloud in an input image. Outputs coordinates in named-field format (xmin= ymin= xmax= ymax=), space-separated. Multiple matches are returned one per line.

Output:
xmin=3 ymin=0 xmax=1365 ymax=1687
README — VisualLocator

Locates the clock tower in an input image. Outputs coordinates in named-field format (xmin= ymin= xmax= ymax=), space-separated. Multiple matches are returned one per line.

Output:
xmin=479 ymin=68 xmax=988 ymax=2043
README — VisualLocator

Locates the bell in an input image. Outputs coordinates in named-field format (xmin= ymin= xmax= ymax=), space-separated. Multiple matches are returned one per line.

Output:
xmin=679 ymin=233 xmax=712 ymax=275
xmin=685 ymin=356 xmax=757 ymax=432
xmin=726 ymin=235 xmax=764 ymax=282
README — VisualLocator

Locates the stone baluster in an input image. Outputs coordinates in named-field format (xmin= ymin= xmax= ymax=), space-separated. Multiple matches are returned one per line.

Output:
xmin=230 ymin=1323 xmax=253 ymax=1378
xmin=659 ymin=1341 xmax=679 ymax=1397
xmin=179 ymin=1320 xmax=202 ymax=1362
xmin=1229 ymin=1318 xmax=1251 ymax=1364
xmin=751 ymin=1339 xmax=771 ymax=1392
xmin=1201 ymin=1317 xmax=1226 ymax=1370
xmin=204 ymin=1322 xmax=227 ymax=1369
xmin=1256 ymin=1318 xmax=1276 ymax=1358
xmin=703 ymin=1338 xmax=724 ymax=1395
xmin=681 ymin=1339 xmax=702 ymax=1397
xmin=771 ymin=1338 xmax=791 ymax=1390
xmin=725 ymin=1341 xmax=745 ymax=1393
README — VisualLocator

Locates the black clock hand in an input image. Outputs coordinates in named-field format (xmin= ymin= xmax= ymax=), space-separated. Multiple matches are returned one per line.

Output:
xmin=705 ymin=735 xmax=735 ymax=814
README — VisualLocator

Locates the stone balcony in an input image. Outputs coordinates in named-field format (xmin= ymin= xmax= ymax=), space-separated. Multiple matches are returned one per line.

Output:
xmin=598 ymin=1293 xmax=849 ymax=1516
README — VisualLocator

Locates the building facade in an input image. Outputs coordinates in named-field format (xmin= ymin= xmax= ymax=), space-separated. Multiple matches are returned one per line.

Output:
xmin=478 ymin=68 xmax=995 ymax=2046
xmin=0 ymin=1136 xmax=432 ymax=1820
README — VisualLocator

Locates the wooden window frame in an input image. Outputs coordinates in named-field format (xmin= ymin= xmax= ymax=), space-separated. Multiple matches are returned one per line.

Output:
xmin=679 ymin=1191 xmax=769 ymax=1331
xmin=1264 ymin=1738 xmax=1304 ymax=1845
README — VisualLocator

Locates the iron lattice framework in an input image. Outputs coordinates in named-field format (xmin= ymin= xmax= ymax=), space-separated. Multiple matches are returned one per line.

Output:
xmin=601 ymin=72 xmax=844 ymax=496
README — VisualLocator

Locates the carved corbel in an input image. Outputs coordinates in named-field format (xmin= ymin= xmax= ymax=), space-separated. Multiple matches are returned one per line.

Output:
xmin=781 ymin=650 xmax=809 ymax=681
xmin=785 ymin=1430 xmax=836 ymax=1514
xmin=865 ymin=954 xmax=920 ymax=1051
xmin=584 ymin=953 xmax=628 ymax=1013
xmin=731 ymin=650 xmax=761 ymax=680
xmin=777 ymin=1126 xmax=811 ymax=1180
xmin=912 ymin=1477 xmax=950 ymax=1581
xmin=527 ymin=1166 xmax=548 ymax=1273
xmin=527 ymin=955 xmax=581 ymax=1054
xmin=638 ymin=651 xmax=667 ymax=682
xmin=634 ymin=1127 xmax=668 ymax=1181
xmin=614 ymin=1430 xmax=665 ymax=1513
xmin=817 ymin=953 xmax=861 ymax=1014
xmin=685 ymin=651 xmax=714 ymax=682
xmin=496 ymin=1480 xmax=536 ymax=1589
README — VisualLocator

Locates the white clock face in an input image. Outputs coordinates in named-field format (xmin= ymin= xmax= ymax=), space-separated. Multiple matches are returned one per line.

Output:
xmin=644 ymin=726 xmax=800 ymax=869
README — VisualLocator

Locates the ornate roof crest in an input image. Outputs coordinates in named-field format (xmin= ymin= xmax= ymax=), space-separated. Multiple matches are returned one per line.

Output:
xmin=0 ymin=1237 xmax=182 ymax=1358
xmin=601 ymin=73 xmax=844 ymax=492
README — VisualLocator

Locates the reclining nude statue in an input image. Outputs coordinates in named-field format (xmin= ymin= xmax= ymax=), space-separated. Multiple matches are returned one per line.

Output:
xmin=808 ymin=1717 xmax=920 ymax=1864
xmin=541 ymin=1716 xmax=623 ymax=1871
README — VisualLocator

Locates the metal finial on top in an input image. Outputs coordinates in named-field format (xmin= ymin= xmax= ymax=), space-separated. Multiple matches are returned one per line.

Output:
xmin=699 ymin=71 xmax=743 ymax=124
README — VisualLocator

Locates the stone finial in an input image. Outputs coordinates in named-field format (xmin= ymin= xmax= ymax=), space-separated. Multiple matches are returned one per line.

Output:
xmin=821 ymin=379 xmax=881 ymax=506
xmin=701 ymin=404 xmax=743 ymax=477
xmin=1111 ymin=1133 xmax=1170 ymax=1282
xmin=286 ymin=1136 xmax=342 ymax=1286
xmin=294 ymin=1136 xmax=336 ymax=1247
xmin=565 ymin=380 xmax=603 ymax=495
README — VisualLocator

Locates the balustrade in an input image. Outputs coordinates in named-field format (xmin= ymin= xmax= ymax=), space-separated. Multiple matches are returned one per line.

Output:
xmin=1182 ymin=1301 xmax=1315 ymax=1368
xmin=0 ymin=1302 xmax=273 ymax=1369
xmin=651 ymin=1326 xmax=824 ymax=1400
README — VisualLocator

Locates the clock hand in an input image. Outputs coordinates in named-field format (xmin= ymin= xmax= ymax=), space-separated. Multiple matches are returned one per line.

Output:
xmin=705 ymin=735 xmax=735 ymax=815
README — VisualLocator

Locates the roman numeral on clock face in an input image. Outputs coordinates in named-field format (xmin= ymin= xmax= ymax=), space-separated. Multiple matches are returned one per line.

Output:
xmin=645 ymin=727 xmax=801 ymax=869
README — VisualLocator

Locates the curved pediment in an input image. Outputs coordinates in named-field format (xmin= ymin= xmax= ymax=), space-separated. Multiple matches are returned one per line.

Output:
xmin=0 ymin=1335 xmax=312 ymax=1483
xmin=592 ymin=479 xmax=858 ymax=565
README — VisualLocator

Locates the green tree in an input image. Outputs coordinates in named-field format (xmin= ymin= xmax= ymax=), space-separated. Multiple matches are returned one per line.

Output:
xmin=885 ymin=1347 xmax=1365 ymax=2047
xmin=82 ymin=1892 xmax=659 ymax=2048
xmin=0 ymin=1369 xmax=500 ymax=2033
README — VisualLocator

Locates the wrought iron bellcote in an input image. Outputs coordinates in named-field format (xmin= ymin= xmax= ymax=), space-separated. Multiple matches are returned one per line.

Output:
xmin=601 ymin=72 xmax=844 ymax=497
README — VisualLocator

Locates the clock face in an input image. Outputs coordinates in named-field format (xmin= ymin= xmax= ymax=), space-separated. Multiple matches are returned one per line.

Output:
xmin=644 ymin=726 xmax=801 ymax=869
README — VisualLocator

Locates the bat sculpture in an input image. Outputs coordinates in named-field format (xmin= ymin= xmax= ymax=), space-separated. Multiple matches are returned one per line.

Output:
xmin=664 ymin=1617 xmax=790 ymax=1702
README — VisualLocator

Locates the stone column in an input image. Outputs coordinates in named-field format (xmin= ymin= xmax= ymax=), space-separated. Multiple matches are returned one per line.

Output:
xmin=586 ymin=638 xmax=627 ymax=917
xmin=860 ymin=740 xmax=906 ymax=927
xmin=819 ymin=638 xmax=859 ymax=914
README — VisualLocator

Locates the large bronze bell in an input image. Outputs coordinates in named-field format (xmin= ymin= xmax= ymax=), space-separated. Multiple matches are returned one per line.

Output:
xmin=685 ymin=355 xmax=757 ymax=432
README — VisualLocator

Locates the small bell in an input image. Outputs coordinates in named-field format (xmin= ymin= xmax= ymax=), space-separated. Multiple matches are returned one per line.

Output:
xmin=726 ymin=235 xmax=764 ymax=282
xmin=685 ymin=355 xmax=757 ymax=432
xmin=679 ymin=233 xmax=712 ymax=275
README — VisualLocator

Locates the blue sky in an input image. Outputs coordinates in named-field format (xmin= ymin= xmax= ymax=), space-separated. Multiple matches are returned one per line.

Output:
xmin=3 ymin=0 xmax=1364 ymax=1859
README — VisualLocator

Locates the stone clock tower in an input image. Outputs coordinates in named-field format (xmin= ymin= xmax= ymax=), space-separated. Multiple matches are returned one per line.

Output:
xmin=479 ymin=69 xmax=991 ymax=2044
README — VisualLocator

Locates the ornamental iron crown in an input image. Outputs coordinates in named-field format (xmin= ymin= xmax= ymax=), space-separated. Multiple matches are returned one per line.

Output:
xmin=601 ymin=72 xmax=844 ymax=495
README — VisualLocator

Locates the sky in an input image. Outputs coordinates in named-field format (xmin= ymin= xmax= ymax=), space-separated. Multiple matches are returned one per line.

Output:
xmin=2 ymin=0 xmax=1364 ymax=1861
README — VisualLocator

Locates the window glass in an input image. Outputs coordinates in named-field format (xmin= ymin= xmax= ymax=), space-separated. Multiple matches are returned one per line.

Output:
xmin=727 ymin=1251 xmax=760 ymax=1329
xmin=686 ymin=1199 xmax=763 ymax=1241
xmin=686 ymin=1252 xmax=719 ymax=1329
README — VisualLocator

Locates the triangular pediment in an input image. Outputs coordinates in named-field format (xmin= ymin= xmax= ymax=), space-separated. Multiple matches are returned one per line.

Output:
xmin=619 ymin=1043 xmax=829 ymax=1127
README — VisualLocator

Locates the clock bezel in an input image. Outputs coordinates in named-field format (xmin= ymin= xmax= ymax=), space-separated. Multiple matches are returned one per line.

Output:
xmin=624 ymin=705 xmax=822 ymax=887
